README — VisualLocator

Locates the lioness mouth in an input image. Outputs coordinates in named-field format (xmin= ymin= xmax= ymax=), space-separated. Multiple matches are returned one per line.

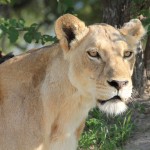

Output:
xmin=97 ymin=96 xmax=122 ymax=105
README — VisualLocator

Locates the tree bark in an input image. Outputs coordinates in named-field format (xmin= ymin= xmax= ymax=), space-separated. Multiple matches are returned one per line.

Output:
xmin=132 ymin=43 xmax=145 ymax=95
xmin=102 ymin=0 xmax=131 ymax=27
xmin=144 ymin=35 xmax=150 ymax=79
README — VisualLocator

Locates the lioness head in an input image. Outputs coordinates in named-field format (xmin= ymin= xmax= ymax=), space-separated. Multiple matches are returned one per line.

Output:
xmin=55 ymin=14 xmax=145 ymax=115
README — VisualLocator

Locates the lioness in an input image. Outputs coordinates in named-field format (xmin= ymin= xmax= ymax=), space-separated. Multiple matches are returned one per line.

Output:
xmin=0 ymin=14 xmax=145 ymax=150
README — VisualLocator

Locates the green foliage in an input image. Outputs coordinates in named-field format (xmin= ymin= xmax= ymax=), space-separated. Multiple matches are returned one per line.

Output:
xmin=0 ymin=0 xmax=74 ymax=51
xmin=142 ymin=18 xmax=150 ymax=35
xmin=57 ymin=0 xmax=75 ymax=15
xmin=23 ymin=23 xmax=56 ymax=44
xmin=78 ymin=108 xmax=134 ymax=150
xmin=131 ymin=0 xmax=150 ymax=35
xmin=0 ymin=0 xmax=11 ymax=4
xmin=0 ymin=18 xmax=56 ymax=45
xmin=0 ymin=18 xmax=23 ymax=42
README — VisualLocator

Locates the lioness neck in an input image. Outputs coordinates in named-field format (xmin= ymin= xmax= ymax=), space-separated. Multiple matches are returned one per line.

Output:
xmin=40 ymin=44 xmax=94 ymax=139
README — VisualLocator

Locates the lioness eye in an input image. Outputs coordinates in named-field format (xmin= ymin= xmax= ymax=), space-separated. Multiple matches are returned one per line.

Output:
xmin=87 ymin=51 xmax=100 ymax=59
xmin=124 ymin=51 xmax=133 ymax=58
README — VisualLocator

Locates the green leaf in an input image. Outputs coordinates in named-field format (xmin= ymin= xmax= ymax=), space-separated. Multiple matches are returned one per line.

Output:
xmin=0 ymin=24 xmax=8 ymax=33
xmin=8 ymin=27 xmax=19 ymax=43
xmin=41 ymin=35 xmax=57 ymax=45
xmin=24 ymin=32 xmax=33 ymax=43
xmin=34 ymin=32 xmax=41 ymax=43
xmin=9 ymin=19 xmax=17 ymax=27
xmin=42 ymin=35 xmax=54 ymax=41
xmin=18 ymin=19 xmax=25 ymax=28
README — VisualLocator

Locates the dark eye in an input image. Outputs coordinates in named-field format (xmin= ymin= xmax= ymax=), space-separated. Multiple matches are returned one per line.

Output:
xmin=123 ymin=51 xmax=133 ymax=58
xmin=87 ymin=51 xmax=101 ymax=59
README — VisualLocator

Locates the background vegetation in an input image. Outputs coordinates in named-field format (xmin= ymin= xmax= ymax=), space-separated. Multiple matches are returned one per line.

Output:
xmin=0 ymin=0 xmax=150 ymax=149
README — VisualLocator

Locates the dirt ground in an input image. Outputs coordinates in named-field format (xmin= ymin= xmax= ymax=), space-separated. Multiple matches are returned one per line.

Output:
xmin=123 ymin=81 xmax=150 ymax=150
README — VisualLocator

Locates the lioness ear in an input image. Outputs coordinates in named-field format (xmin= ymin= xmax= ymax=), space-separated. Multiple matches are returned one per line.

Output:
xmin=55 ymin=14 xmax=89 ymax=52
xmin=119 ymin=19 xmax=146 ymax=42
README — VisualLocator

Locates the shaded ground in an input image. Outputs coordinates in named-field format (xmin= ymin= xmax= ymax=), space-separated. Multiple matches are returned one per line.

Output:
xmin=123 ymin=81 xmax=150 ymax=150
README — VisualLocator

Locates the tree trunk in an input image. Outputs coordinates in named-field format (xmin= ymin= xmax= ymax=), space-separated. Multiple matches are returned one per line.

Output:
xmin=132 ymin=43 xmax=145 ymax=95
xmin=144 ymin=35 xmax=150 ymax=79
xmin=102 ymin=0 xmax=131 ymax=27
xmin=101 ymin=0 xmax=145 ymax=95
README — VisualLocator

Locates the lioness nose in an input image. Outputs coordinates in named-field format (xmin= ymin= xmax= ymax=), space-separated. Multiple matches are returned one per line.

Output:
xmin=107 ymin=80 xmax=129 ymax=90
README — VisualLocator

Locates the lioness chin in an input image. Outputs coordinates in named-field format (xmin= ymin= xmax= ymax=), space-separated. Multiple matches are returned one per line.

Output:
xmin=0 ymin=14 xmax=145 ymax=150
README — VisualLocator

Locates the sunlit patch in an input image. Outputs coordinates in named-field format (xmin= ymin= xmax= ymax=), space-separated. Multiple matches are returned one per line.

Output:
xmin=36 ymin=144 xmax=44 ymax=150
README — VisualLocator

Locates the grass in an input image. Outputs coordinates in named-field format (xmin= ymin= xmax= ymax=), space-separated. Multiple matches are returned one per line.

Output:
xmin=132 ymin=102 xmax=146 ymax=113
xmin=78 ymin=108 xmax=134 ymax=150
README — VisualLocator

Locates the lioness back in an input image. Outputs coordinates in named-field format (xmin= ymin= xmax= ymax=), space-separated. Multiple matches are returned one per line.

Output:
xmin=0 ymin=14 xmax=145 ymax=150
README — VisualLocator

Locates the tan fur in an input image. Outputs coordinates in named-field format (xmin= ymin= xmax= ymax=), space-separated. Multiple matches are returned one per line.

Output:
xmin=0 ymin=14 xmax=145 ymax=150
